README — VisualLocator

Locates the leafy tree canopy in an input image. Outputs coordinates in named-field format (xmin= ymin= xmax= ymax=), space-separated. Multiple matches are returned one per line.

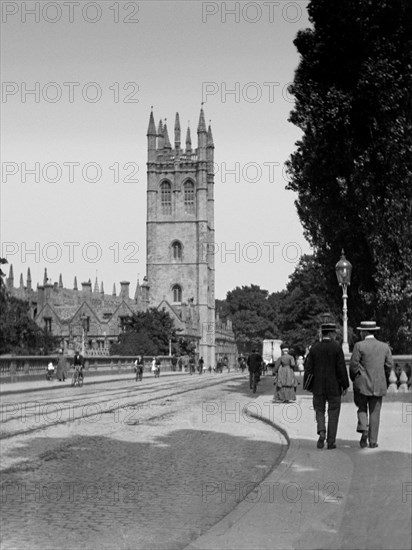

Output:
xmin=286 ymin=0 xmax=412 ymax=352
xmin=110 ymin=308 xmax=181 ymax=356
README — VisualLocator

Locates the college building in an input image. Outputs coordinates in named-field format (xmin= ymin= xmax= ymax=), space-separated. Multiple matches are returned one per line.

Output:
xmin=5 ymin=107 xmax=236 ymax=366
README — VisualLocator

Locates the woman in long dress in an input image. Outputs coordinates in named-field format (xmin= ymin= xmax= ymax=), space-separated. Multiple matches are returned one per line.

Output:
xmin=273 ymin=345 xmax=297 ymax=402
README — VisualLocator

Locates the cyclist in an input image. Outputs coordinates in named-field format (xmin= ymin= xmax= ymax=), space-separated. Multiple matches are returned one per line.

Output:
xmin=247 ymin=348 xmax=263 ymax=393
xmin=73 ymin=350 xmax=84 ymax=384
xmin=46 ymin=362 xmax=55 ymax=381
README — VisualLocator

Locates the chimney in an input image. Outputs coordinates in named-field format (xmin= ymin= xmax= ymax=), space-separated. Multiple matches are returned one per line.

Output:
xmin=81 ymin=281 xmax=92 ymax=293
xmin=120 ymin=281 xmax=130 ymax=299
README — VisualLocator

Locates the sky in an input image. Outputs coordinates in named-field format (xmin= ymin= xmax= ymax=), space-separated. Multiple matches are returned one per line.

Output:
xmin=1 ymin=0 xmax=312 ymax=299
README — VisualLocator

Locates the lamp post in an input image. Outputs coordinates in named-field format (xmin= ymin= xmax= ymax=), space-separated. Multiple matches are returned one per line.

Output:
xmin=335 ymin=249 xmax=352 ymax=355
xmin=80 ymin=313 xmax=88 ymax=356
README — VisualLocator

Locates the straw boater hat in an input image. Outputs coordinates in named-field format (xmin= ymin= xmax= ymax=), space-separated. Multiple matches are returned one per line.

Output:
xmin=357 ymin=321 xmax=380 ymax=331
xmin=321 ymin=322 xmax=336 ymax=332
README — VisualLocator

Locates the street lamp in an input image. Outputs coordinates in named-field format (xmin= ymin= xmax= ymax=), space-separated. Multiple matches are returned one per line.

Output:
xmin=335 ymin=249 xmax=352 ymax=355
xmin=80 ymin=313 xmax=88 ymax=355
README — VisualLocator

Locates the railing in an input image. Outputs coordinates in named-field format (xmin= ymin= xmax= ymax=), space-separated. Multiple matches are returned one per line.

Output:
xmin=0 ymin=355 xmax=178 ymax=383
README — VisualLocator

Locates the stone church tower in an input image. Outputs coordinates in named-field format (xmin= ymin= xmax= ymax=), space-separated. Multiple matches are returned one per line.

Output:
xmin=146 ymin=106 xmax=216 ymax=366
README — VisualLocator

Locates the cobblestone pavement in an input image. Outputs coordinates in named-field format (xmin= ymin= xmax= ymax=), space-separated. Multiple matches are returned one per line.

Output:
xmin=1 ymin=374 xmax=285 ymax=550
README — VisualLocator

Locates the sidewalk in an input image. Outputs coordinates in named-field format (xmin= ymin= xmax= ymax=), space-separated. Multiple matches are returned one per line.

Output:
xmin=186 ymin=393 xmax=412 ymax=550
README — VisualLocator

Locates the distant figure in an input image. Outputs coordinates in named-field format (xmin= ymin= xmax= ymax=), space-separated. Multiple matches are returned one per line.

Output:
xmin=296 ymin=356 xmax=305 ymax=379
xmin=349 ymin=321 xmax=393 ymax=449
xmin=178 ymin=356 xmax=183 ymax=371
xmin=198 ymin=356 xmax=204 ymax=374
xmin=189 ymin=355 xmax=195 ymax=375
xmin=46 ymin=361 xmax=55 ymax=381
xmin=304 ymin=323 xmax=349 ymax=450
xmin=73 ymin=350 xmax=84 ymax=380
xmin=134 ymin=356 xmax=143 ymax=382
xmin=56 ymin=349 xmax=66 ymax=382
xmin=247 ymin=349 xmax=263 ymax=391
xmin=151 ymin=358 xmax=160 ymax=378
xmin=171 ymin=354 xmax=178 ymax=372
xmin=273 ymin=344 xmax=297 ymax=402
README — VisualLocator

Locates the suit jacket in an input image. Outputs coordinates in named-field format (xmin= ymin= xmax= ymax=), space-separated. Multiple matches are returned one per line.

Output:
xmin=247 ymin=353 xmax=262 ymax=372
xmin=305 ymin=338 xmax=349 ymax=396
xmin=349 ymin=337 xmax=393 ymax=396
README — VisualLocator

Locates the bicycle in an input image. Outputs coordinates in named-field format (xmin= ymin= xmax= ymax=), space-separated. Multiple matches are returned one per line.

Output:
xmin=71 ymin=367 xmax=84 ymax=387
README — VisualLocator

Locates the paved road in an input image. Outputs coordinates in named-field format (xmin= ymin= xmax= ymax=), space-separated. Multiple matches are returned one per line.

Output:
xmin=1 ymin=373 xmax=286 ymax=550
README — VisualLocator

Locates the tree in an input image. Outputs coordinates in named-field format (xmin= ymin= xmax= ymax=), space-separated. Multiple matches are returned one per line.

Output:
xmin=222 ymin=285 xmax=278 ymax=352
xmin=0 ymin=258 xmax=58 ymax=355
xmin=286 ymin=0 xmax=412 ymax=352
xmin=110 ymin=308 xmax=179 ymax=356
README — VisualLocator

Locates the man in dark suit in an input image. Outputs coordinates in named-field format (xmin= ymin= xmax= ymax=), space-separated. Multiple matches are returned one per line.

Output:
xmin=349 ymin=321 xmax=393 ymax=449
xmin=304 ymin=323 xmax=349 ymax=449
xmin=247 ymin=349 xmax=263 ymax=391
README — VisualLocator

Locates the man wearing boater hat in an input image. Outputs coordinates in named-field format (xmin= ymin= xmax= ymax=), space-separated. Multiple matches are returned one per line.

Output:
xmin=304 ymin=322 xmax=349 ymax=449
xmin=349 ymin=321 xmax=393 ymax=449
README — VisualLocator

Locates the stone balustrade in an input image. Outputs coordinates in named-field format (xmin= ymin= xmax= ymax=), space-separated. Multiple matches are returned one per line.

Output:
xmin=0 ymin=355 xmax=178 ymax=383
xmin=343 ymin=355 xmax=412 ymax=393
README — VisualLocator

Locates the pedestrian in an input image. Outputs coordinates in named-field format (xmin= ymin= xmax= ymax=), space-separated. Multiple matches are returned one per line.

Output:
xmin=272 ymin=344 xmax=297 ymax=402
xmin=151 ymin=357 xmax=158 ymax=377
xmin=304 ymin=323 xmax=349 ymax=450
xmin=296 ymin=355 xmax=304 ymax=379
xmin=189 ymin=355 xmax=195 ymax=375
xmin=134 ymin=356 xmax=143 ymax=382
xmin=247 ymin=348 xmax=263 ymax=391
xmin=198 ymin=356 xmax=204 ymax=374
xmin=155 ymin=356 xmax=161 ymax=376
xmin=349 ymin=321 xmax=393 ymax=449
xmin=56 ymin=349 xmax=66 ymax=381
xmin=178 ymin=356 xmax=183 ymax=372
xmin=171 ymin=353 xmax=178 ymax=372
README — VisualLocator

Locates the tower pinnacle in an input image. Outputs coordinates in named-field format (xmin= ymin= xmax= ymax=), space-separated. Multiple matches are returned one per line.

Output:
xmin=174 ymin=112 xmax=181 ymax=149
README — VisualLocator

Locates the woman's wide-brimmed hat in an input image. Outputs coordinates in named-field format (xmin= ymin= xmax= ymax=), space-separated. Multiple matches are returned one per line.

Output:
xmin=357 ymin=321 xmax=380 ymax=331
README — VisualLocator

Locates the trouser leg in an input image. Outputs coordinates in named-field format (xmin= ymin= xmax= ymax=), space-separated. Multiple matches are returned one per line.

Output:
xmin=354 ymin=391 xmax=369 ymax=433
xmin=326 ymin=395 xmax=342 ymax=444
xmin=368 ymin=396 xmax=382 ymax=445
xmin=313 ymin=394 xmax=326 ymax=435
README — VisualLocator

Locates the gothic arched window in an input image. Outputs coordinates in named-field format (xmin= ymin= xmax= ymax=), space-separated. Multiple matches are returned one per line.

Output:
xmin=183 ymin=181 xmax=195 ymax=214
xmin=172 ymin=241 xmax=182 ymax=260
xmin=172 ymin=284 xmax=182 ymax=303
xmin=160 ymin=181 xmax=172 ymax=214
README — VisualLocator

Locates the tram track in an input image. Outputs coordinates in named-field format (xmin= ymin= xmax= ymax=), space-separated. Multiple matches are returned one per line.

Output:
xmin=0 ymin=374 xmax=244 ymax=440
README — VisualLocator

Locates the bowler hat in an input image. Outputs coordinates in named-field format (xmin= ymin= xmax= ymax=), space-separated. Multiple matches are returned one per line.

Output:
xmin=357 ymin=321 xmax=380 ymax=331
xmin=321 ymin=322 xmax=336 ymax=332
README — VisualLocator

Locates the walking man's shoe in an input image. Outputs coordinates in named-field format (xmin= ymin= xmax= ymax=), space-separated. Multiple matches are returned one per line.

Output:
xmin=360 ymin=433 xmax=368 ymax=448
xmin=317 ymin=432 xmax=326 ymax=449
xmin=327 ymin=443 xmax=336 ymax=450
xmin=369 ymin=443 xmax=379 ymax=448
